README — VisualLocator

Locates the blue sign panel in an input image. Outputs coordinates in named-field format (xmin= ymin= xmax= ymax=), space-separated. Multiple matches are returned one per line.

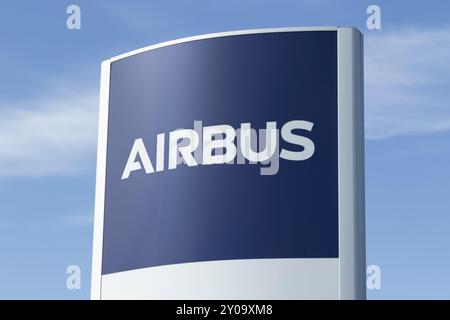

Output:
xmin=102 ymin=31 xmax=338 ymax=275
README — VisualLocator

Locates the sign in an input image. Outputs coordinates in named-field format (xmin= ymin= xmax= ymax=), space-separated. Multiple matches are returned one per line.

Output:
xmin=91 ymin=27 xmax=365 ymax=299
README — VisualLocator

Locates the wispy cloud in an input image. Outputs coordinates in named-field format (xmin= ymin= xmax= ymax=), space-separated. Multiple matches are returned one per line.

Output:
xmin=0 ymin=88 xmax=98 ymax=177
xmin=365 ymin=26 xmax=450 ymax=139
xmin=63 ymin=213 xmax=94 ymax=227
xmin=1 ymin=26 xmax=449 ymax=179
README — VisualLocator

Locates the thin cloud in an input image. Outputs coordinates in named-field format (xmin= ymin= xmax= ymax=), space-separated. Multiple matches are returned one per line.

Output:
xmin=0 ymin=89 xmax=98 ymax=177
xmin=1 ymin=26 xmax=449 ymax=178
xmin=365 ymin=26 xmax=450 ymax=139
xmin=63 ymin=214 xmax=94 ymax=227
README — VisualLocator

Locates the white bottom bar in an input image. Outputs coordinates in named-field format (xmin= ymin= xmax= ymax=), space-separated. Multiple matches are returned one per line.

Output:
xmin=101 ymin=258 xmax=339 ymax=299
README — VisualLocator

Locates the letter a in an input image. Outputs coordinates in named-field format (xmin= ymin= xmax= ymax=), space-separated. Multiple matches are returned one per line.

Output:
xmin=121 ymin=138 xmax=155 ymax=180
xmin=66 ymin=5 xmax=81 ymax=30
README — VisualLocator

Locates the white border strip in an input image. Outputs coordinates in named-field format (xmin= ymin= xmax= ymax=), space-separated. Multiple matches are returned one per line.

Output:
xmin=110 ymin=27 xmax=338 ymax=62
xmin=91 ymin=60 xmax=111 ymax=300
xmin=337 ymin=27 xmax=366 ymax=299
xmin=102 ymin=259 xmax=339 ymax=300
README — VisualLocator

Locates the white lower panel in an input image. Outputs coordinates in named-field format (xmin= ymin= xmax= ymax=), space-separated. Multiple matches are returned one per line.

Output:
xmin=101 ymin=258 xmax=339 ymax=299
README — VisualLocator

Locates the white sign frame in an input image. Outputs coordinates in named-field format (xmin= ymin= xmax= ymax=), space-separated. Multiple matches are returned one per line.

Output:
xmin=91 ymin=27 xmax=365 ymax=300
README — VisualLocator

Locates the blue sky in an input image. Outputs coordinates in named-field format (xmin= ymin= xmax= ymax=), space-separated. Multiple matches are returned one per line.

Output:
xmin=0 ymin=0 xmax=449 ymax=299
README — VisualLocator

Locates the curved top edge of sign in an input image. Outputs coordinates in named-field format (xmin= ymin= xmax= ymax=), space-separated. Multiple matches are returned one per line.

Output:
xmin=108 ymin=26 xmax=349 ymax=63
